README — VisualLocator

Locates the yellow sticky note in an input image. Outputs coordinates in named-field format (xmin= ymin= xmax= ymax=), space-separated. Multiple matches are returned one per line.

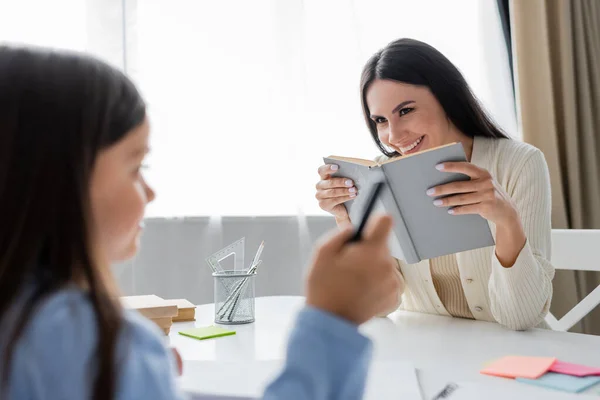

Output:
xmin=481 ymin=356 xmax=556 ymax=379
xmin=178 ymin=326 xmax=236 ymax=341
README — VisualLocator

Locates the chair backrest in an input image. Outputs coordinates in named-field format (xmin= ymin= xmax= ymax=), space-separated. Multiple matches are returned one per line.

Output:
xmin=546 ymin=229 xmax=600 ymax=331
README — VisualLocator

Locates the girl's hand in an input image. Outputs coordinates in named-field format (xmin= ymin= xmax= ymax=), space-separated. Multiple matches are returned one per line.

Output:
xmin=306 ymin=215 xmax=402 ymax=325
xmin=171 ymin=347 xmax=183 ymax=376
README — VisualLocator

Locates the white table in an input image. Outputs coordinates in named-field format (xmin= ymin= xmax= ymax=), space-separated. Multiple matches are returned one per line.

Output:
xmin=169 ymin=296 xmax=600 ymax=399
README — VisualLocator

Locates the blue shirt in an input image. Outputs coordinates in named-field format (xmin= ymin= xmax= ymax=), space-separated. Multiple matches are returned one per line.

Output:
xmin=2 ymin=289 xmax=372 ymax=399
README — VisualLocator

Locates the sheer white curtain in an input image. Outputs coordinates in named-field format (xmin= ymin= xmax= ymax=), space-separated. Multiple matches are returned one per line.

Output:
xmin=0 ymin=0 xmax=125 ymax=68
xmin=0 ymin=0 xmax=516 ymax=218
xmin=128 ymin=0 xmax=516 ymax=217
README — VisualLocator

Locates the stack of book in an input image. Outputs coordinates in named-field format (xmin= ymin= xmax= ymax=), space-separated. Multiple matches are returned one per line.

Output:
xmin=164 ymin=298 xmax=197 ymax=322
xmin=121 ymin=295 xmax=196 ymax=335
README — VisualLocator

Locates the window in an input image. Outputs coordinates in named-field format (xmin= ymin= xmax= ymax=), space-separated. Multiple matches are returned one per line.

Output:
xmin=130 ymin=0 xmax=516 ymax=217
xmin=1 ymin=0 xmax=516 ymax=217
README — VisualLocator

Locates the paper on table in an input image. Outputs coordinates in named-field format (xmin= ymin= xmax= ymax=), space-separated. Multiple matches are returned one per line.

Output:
xmin=549 ymin=360 xmax=600 ymax=377
xmin=431 ymin=381 xmax=600 ymax=400
xmin=480 ymin=356 xmax=556 ymax=379
xmin=364 ymin=361 xmax=422 ymax=400
xmin=189 ymin=395 xmax=253 ymax=400
xmin=583 ymin=380 xmax=600 ymax=395
xmin=178 ymin=326 xmax=236 ymax=341
xmin=179 ymin=361 xmax=280 ymax=399
xmin=430 ymin=383 xmax=485 ymax=400
xmin=516 ymin=372 xmax=600 ymax=394
xmin=180 ymin=360 xmax=422 ymax=400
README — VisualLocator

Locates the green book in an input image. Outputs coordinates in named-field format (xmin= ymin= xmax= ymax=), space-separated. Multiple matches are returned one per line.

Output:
xmin=178 ymin=326 xmax=236 ymax=341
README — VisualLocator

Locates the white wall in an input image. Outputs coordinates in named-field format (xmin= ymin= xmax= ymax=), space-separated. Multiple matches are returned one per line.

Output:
xmin=114 ymin=216 xmax=336 ymax=305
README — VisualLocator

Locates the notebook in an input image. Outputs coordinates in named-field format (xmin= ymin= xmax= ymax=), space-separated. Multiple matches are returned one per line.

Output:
xmin=516 ymin=372 xmax=600 ymax=393
xmin=120 ymin=295 xmax=179 ymax=319
xmin=429 ymin=381 xmax=597 ymax=399
xmin=549 ymin=360 xmax=600 ymax=377
xmin=480 ymin=356 xmax=556 ymax=379
xmin=324 ymin=142 xmax=494 ymax=264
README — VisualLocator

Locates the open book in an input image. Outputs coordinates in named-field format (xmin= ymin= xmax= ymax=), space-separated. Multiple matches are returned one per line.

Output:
xmin=324 ymin=142 xmax=494 ymax=264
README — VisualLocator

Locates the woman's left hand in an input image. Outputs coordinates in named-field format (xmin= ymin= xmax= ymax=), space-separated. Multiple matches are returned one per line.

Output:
xmin=427 ymin=162 xmax=519 ymax=227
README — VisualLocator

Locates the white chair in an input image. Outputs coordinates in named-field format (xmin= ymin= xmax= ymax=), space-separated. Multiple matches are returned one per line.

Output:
xmin=546 ymin=229 xmax=600 ymax=331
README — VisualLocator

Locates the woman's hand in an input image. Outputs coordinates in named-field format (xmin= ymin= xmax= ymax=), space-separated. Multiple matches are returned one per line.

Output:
xmin=315 ymin=164 xmax=356 ymax=225
xmin=428 ymin=162 xmax=526 ymax=267
xmin=305 ymin=214 xmax=403 ymax=325
xmin=427 ymin=162 xmax=518 ymax=225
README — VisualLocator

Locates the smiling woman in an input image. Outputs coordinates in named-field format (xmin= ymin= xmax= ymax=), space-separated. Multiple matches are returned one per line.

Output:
xmin=315 ymin=38 xmax=556 ymax=331
xmin=361 ymin=38 xmax=508 ymax=159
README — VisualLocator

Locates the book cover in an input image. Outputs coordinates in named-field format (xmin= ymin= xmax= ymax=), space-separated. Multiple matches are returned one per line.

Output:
xmin=324 ymin=143 xmax=494 ymax=263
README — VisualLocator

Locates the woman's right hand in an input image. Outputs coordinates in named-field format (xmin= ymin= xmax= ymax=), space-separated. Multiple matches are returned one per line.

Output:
xmin=315 ymin=164 xmax=357 ymax=225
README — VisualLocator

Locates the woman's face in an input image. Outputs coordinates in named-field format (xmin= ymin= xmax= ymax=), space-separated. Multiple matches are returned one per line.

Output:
xmin=365 ymin=79 xmax=468 ymax=156
xmin=89 ymin=117 xmax=155 ymax=262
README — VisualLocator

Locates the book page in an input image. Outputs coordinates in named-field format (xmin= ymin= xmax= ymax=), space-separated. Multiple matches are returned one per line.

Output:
xmin=325 ymin=155 xmax=377 ymax=167
xmin=379 ymin=142 xmax=459 ymax=165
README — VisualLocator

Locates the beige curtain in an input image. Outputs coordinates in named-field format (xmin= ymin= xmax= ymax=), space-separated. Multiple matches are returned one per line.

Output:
xmin=510 ymin=0 xmax=600 ymax=334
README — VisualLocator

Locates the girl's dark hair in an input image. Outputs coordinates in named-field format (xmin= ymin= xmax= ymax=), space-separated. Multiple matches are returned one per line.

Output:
xmin=0 ymin=46 xmax=146 ymax=399
xmin=360 ymin=38 xmax=509 ymax=157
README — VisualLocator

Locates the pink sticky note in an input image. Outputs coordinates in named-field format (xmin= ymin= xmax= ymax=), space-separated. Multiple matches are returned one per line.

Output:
xmin=480 ymin=356 xmax=556 ymax=379
xmin=550 ymin=360 xmax=600 ymax=377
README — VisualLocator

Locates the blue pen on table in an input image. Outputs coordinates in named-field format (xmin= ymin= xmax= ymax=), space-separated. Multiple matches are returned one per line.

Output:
xmin=431 ymin=383 xmax=459 ymax=399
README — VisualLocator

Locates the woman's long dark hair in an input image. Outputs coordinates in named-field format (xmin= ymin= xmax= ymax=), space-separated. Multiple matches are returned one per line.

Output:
xmin=0 ymin=46 xmax=146 ymax=399
xmin=360 ymin=38 xmax=509 ymax=157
